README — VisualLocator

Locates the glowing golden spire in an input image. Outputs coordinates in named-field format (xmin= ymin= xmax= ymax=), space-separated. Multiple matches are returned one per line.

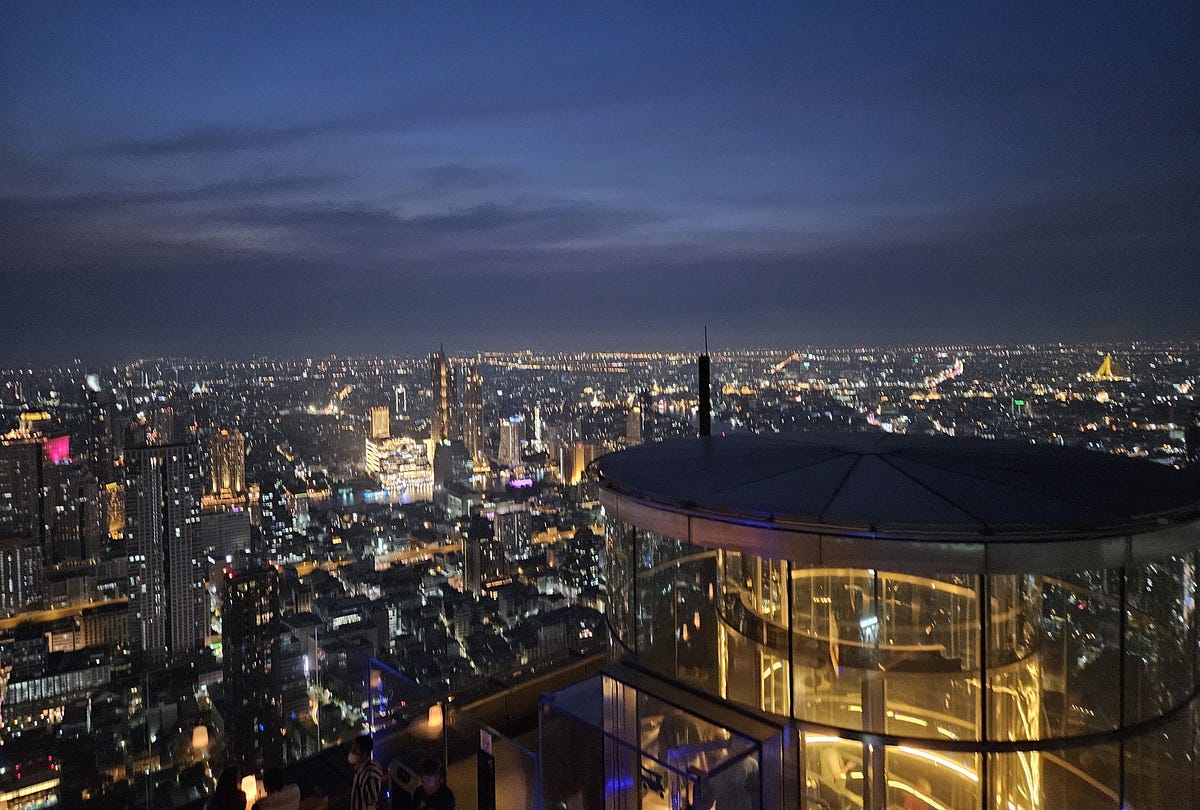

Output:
xmin=1086 ymin=352 xmax=1127 ymax=382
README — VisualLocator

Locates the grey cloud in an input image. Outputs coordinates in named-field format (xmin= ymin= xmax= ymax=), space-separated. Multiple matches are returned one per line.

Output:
xmin=221 ymin=199 xmax=655 ymax=249
xmin=72 ymin=118 xmax=375 ymax=158
xmin=0 ymin=174 xmax=345 ymax=219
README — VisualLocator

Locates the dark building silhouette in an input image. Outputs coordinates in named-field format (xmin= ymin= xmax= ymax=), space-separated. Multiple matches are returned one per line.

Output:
xmin=222 ymin=564 xmax=283 ymax=767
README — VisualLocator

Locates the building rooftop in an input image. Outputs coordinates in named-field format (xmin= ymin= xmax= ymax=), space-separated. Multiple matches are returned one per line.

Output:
xmin=596 ymin=434 xmax=1200 ymax=571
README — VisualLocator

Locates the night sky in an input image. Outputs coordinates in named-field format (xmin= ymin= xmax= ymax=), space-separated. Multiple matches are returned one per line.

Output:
xmin=2 ymin=3 xmax=1198 ymax=362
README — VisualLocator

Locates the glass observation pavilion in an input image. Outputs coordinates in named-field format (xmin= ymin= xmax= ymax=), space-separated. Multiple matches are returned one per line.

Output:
xmin=548 ymin=433 xmax=1200 ymax=810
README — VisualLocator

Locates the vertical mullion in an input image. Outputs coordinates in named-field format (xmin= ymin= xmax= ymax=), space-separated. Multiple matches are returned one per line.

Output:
xmin=980 ymin=572 xmax=989 ymax=810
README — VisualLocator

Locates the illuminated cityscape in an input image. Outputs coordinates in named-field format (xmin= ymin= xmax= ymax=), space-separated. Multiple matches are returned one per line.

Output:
xmin=0 ymin=345 xmax=1198 ymax=808
xmin=2 ymin=3 xmax=1198 ymax=809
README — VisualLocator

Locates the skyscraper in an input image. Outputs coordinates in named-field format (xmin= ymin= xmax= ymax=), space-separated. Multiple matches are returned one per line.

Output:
xmin=125 ymin=443 xmax=204 ymax=660
xmin=207 ymin=428 xmax=246 ymax=496
xmin=199 ymin=508 xmax=251 ymax=560
xmin=0 ymin=438 xmax=43 ymax=545
xmin=222 ymin=564 xmax=283 ymax=767
xmin=463 ymin=515 xmax=504 ymax=598
xmin=429 ymin=348 xmax=458 ymax=446
xmin=369 ymin=406 xmax=390 ymax=440
xmin=625 ymin=404 xmax=642 ymax=445
xmin=0 ymin=536 xmax=41 ymax=615
xmin=45 ymin=462 xmax=103 ymax=564
xmin=259 ymin=479 xmax=293 ymax=555
xmin=499 ymin=416 xmax=524 ymax=468
xmin=460 ymin=364 xmax=484 ymax=463
xmin=495 ymin=503 xmax=532 ymax=561
xmin=84 ymin=380 xmax=117 ymax=484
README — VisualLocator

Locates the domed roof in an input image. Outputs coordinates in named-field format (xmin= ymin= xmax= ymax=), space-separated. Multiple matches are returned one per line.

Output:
xmin=596 ymin=433 xmax=1200 ymax=539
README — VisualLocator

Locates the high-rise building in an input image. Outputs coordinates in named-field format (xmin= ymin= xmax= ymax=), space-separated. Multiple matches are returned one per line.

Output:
xmin=463 ymin=515 xmax=504 ymax=597
xmin=84 ymin=381 xmax=117 ymax=481
xmin=394 ymin=384 xmax=407 ymax=417
xmin=461 ymin=364 xmax=484 ymax=463
xmin=0 ymin=438 xmax=44 ymax=544
xmin=430 ymin=348 xmax=458 ymax=446
xmin=495 ymin=502 xmax=532 ymax=561
xmin=259 ymin=479 xmax=293 ymax=555
xmin=625 ymin=404 xmax=642 ymax=445
xmin=369 ymin=406 xmax=390 ymax=440
xmin=124 ymin=443 xmax=204 ymax=660
xmin=2 ymin=437 xmax=102 ymax=567
xmin=45 ymin=462 xmax=103 ymax=564
xmin=199 ymin=507 xmax=251 ymax=560
xmin=559 ymin=441 xmax=599 ymax=485
xmin=146 ymin=407 xmax=179 ymax=445
xmin=499 ymin=416 xmax=524 ymax=468
xmin=104 ymin=481 xmax=123 ymax=539
xmin=433 ymin=440 xmax=472 ymax=489
xmin=1186 ymin=406 xmax=1200 ymax=466
xmin=0 ymin=535 xmax=42 ymax=615
xmin=222 ymin=565 xmax=283 ymax=767
xmin=207 ymin=428 xmax=246 ymax=496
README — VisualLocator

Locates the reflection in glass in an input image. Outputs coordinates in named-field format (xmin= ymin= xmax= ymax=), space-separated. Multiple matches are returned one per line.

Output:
xmin=1125 ymin=555 xmax=1196 ymax=724
xmin=606 ymin=520 xmax=1200 ymax=810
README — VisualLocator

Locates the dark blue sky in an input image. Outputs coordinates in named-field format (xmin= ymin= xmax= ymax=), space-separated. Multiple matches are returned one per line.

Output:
xmin=2 ymin=3 xmax=1197 ymax=361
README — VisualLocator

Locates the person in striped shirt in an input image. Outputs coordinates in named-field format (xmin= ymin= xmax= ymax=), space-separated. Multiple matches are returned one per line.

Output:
xmin=348 ymin=735 xmax=384 ymax=810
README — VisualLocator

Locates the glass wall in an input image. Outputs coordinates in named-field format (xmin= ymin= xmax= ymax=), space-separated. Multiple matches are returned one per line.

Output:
xmin=541 ymin=673 xmax=769 ymax=810
xmin=604 ymin=517 xmax=1200 ymax=809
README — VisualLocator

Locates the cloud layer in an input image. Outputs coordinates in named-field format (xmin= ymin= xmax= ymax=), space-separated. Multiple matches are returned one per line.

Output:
xmin=1 ymin=3 xmax=1197 ymax=361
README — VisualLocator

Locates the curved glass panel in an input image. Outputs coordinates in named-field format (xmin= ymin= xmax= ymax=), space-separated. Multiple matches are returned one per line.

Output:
xmin=1037 ymin=570 xmax=1121 ymax=737
xmin=634 ymin=529 xmax=721 ymax=694
xmin=606 ymin=516 xmax=1200 ymax=810
xmin=1124 ymin=701 xmax=1198 ymax=810
xmin=604 ymin=519 xmax=636 ymax=650
xmin=1124 ymin=555 xmax=1196 ymax=723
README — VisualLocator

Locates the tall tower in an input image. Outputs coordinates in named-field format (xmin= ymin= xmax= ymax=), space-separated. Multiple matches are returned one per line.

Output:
xmin=0 ymin=438 xmax=44 ymax=545
xmin=84 ymin=380 xmax=117 ymax=484
xmin=223 ymin=564 xmax=283 ymax=767
xmin=429 ymin=348 xmax=458 ymax=445
xmin=495 ymin=503 xmax=532 ymax=561
xmin=625 ymin=404 xmax=643 ymax=445
xmin=0 ymin=536 xmax=41 ymax=615
xmin=499 ymin=416 xmax=524 ymax=468
xmin=207 ymin=428 xmax=246 ymax=496
xmin=125 ymin=443 xmax=204 ymax=660
xmin=461 ymin=364 xmax=484 ymax=463
xmin=369 ymin=406 xmax=390 ymax=440
xmin=0 ymin=437 xmax=47 ymax=615
xmin=46 ymin=461 xmax=103 ymax=563
xmin=463 ymin=515 xmax=504 ymax=598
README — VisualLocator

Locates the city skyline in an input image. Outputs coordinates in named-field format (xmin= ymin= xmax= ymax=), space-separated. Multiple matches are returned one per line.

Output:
xmin=3 ymin=3 xmax=1199 ymax=362
xmin=1 ymin=340 xmax=1197 ymax=809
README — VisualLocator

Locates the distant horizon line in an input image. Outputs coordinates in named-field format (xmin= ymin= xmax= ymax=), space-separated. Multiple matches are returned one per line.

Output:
xmin=5 ymin=338 xmax=1199 ymax=372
